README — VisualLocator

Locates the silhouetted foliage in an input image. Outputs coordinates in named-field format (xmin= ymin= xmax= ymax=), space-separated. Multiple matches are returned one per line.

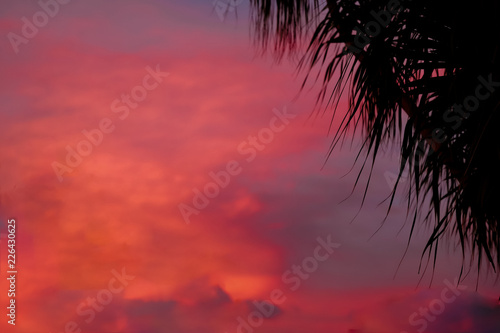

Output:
xmin=250 ymin=0 xmax=500 ymax=282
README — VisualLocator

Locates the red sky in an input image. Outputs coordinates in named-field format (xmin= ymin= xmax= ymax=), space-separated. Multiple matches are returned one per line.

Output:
xmin=0 ymin=1 xmax=498 ymax=333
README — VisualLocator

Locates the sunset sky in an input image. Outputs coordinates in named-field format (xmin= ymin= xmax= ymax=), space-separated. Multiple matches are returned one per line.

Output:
xmin=0 ymin=1 xmax=499 ymax=332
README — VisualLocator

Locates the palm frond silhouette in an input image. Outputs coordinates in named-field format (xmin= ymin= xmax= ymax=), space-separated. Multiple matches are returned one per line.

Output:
xmin=250 ymin=0 xmax=500 ymax=280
